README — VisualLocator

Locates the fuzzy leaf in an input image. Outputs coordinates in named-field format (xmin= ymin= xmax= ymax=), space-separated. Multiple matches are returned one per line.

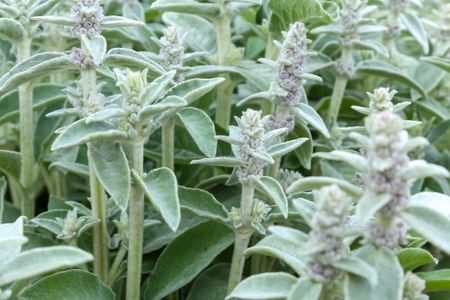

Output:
xmin=401 ymin=205 xmax=450 ymax=255
xmin=168 ymin=78 xmax=225 ymax=104
xmin=162 ymin=12 xmax=217 ymax=53
xmin=0 ymin=52 xmax=75 ymax=94
xmin=287 ymin=177 xmax=362 ymax=197
xmin=0 ymin=18 xmax=25 ymax=43
xmin=49 ymin=161 xmax=89 ymax=178
xmin=227 ymin=273 xmax=297 ymax=300
xmin=402 ymin=160 xmax=449 ymax=180
xmin=51 ymin=119 xmax=126 ymax=151
xmin=177 ymin=107 xmax=217 ymax=158
xmin=293 ymin=104 xmax=329 ymax=138
xmin=90 ymin=142 xmax=130 ymax=210
xmin=356 ymin=60 xmax=426 ymax=98
xmin=346 ymin=245 xmax=403 ymax=300
xmin=185 ymin=263 xmax=229 ymax=300
xmin=19 ymin=270 xmax=114 ymax=300
xmin=103 ymin=48 xmax=164 ymax=76
xmin=81 ymin=35 xmax=107 ymax=65
xmin=253 ymin=176 xmax=288 ymax=218
xmin=0 ymin=246 xmax=93 ymax=286
xmin=134 ymin=168 xmax=180 ymax=231
xmin=151 ymin=0 xmax=221 ymax=18
xmin=0 ymin=150 xmax=21 ymax=181
xmin=356 ymin=192 xmax=391 ymax=224
xmin=400 ymin=12 xmax=429 ymax=54
xmin=421 ymin=56 xmax=450 ymax=73
xmin=333 ymin=257 xmax=377 ymax=286
xmin=101 ymin=16 xmax=144 ymax=27
xmin=140 ymin=70 xmax=176 ymax=105
xmin=138 ymin=96 xmax=187 ymax=122
xmin=288 ymin=277 xmax=322 ymax=300
xmin=191 ymin=157 xmax=240 ymax=168
xmin=268 ymin=225 xmax=308 ymax=246
xmin=268 ymin=138 xmax=309 ymax=159
xmin=144 ymin=221 xmax=233 ymax=300
xmin=291 ymin=122 xmax=313 ymax=169
xmin=178 ymin=186 xmax=228 ymax=222
xmin=29 ymin=0 xmax=60 ymax=17
xmin=409 ymin=192 xmax=450 ymax=217
xmin=314 ymin=150 xmax=367 ymax=172
xmin=352 ymin=40 xmax=389 ymax=58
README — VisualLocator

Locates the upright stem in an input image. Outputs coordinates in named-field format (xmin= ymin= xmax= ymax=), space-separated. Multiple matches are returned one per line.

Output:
xmin=214 ymin=1 xmax=233 ymax=129
xmin=18 ymin=38 xmax=35 ymax=218
xmin=81 ymin=62 xmax=109 ymax=281
xmin=162 ymin=118 xmax=175 ymax=170
xmin=108 ymin=244 xmax=127 ymax=286
xmin=88 ymin=145 xmax=109 ymax=281
xmin=328 ymin=46 xmax=352 ymax=124
xmin=228 ymin=182 xmax=254 ymax=293
xmin=126 ymin=140 xmax=145 ymax=300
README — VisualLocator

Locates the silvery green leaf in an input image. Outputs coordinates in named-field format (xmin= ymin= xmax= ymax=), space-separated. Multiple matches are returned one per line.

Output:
xmin=245 ymin=235 xmax=305 ymax=274
xmin=46 ymin=108 xmax=80 ymax=118
xmin=288 ymin=277 xmax=322 ymax=300
xmin=314 ymin=150 xmax=368 ymax=172
xmin=182 ymin=51 xmax=209 ymax=62
xmin=90 ymin=142 xmax=130 ymax=211
xmin=268 ymin=225 xmax=308 ymax=246
xmin=292 ymin=122 xmax=313 ymax=169
xmin=292 ymin=198 xmax=315 ymax=225
xmin=0 ymin=217 xmax=24 ymax=238
xmin=133 ymin=168 xmax=180 ymax=231
xmin=30 ymin=210 xmax=66 ymax=235
xmin=49 ymin=161 xmax=89 ymax=178
xmin=392 ymin=101 xmax=411 ymax=112
xmin=51 ymin=119 xmax=127 ymax=151
xmin=85 ymin=108 xmax=127 ymax=124
xmin=103 ymin=48 xmax=164 ymax=76
xmin=140 ymin=70 xmax=176 ymax=105
xmin=215 ymin=135 xmax=241 ymax=145
xmin=293 ymin=104 xmax=330 ymax=138
xmin=346 ymin=245 xmax=403 ymax=300
xmin=0 ymin=177 xmax=5 ymax=224
xmin=401 ymin=206 xmax=450 ymax=255
xmin=185 ymin=264 xmax=228 ymax=300
xmin=29 ymin=0 xmax=59 ymax=17
xmin=151 ymin=0 xmax=221 ymax=18
xmin=403 ymin=120 xmax=421 ymax=129
xmin=352 ymin=40 xmax=389 ymax=58
xmin=299 ymin=73 xmax=322 ymax=82
xmin=311 ymin=24 xmax=343 ymax=35
xmin=0 ymin=3 xmax=19 ymax=18
xmin=351 ymin=105 xmax=371 ymax=115
xmin=144 ymin=221 xmax=233 ymax=300
xmin=252 ymin=176 xmax=288 ymax=218
xmin=162 ymin=12 xmax=217 ymax=53
xmin=263 ymin=128 xmax=289 ymax=141
xmin=251 ymin=151 xmax=275 ymax=164
xmin=287 ymin=177 xmax=363 ymax=197
xmin=101 ymin=16 xmax=144 ymax=27
xmin=356 ymin=192 xmax=391 ymax=224
xmin=81 ymin=35 xmax=107 ymax=65
xmin=421 ymin=56 xmax=450 ymax=73
xmin=0 ymin=52 xmax=74 ymax=94
xmin=0 ymin=246 xmax=93 ymax=286
xmin=356 ymin=60 xmax=426 ymax=98
xmin=190 ymin=157 xmax=240 ymax=168
xmin=358 ymin=25 xmax=386 ymax=34
xmin=0 ymin=150 xmax=22 ymax=181
xmin=167 ymin=77 xmax=224 ymax=104
xmin=30 ymin=16 xmax=77 ymax=26
xmin=0 ymin=237 xmax=28 ymax=263
xmin=400 ymin=12 xmax=429 ymax=54
xmin=404 ymin=137 xmax=428 ymax=152
xmin=409 ymin=192 xmax=450 ymax=217
xmin=268 ymin=138 xmax=309 ymax=159
xmin=227 ymin=273 xmax=297 ymax=300
xmin=226 ymin=0 xmax=262 ymax=4
xmin=333 ymin=257 xmax=377 ymax=286
xmin=0 ymin=18 xmax=26 ymax=44
xmin=138 ymin=96 xmax=186 ymax=122
xmin=349 ymin=132 xmax=370 ymax=148
xmin=177 ymin=107 xmax=217 ymax=158
xmin=178 ymin=186 xmax=228 ymax=222
xmin=237 ymin=91 xmax=270 ymax=107
xmin=19 ymin=270 xmax=115 ymax=300
xmin=402 ymin=160 xmax=449 ymax=180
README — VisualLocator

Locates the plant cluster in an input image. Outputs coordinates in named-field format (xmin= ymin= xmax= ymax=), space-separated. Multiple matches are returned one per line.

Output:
xmin=0 ymin=0 xmax=449 ymax=300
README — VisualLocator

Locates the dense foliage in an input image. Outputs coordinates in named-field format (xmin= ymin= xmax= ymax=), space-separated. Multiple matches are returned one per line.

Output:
xmin=0 ymin=0 xmax=450 ymax=299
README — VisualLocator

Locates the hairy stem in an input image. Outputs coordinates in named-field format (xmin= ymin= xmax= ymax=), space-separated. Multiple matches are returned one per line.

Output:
xmin=228 ymin=182 xmax=254 ymax=293
xmin=162 ymin=118 xmax=175 ymax=170
xmin=108 ymin=244 xmax=127 ymax=286
xmin=88 ymin=145 xmax=109 ymax=281
xmin=126 ymin=140 xmax=145 ymax=300
xmin=214 ymin=1 xmax=233 ymax=129
xmin=328 ymin=46 xmax=352 ymax=124
xmin=18 ymin=38 xmax=35 ymax=218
